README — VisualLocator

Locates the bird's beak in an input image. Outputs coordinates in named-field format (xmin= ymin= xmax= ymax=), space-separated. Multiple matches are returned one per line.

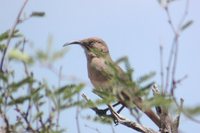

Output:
xmin=63 ymin=41 xmax=82 ymax=47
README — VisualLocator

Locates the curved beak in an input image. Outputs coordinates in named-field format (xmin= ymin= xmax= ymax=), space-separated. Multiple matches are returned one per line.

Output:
xmin=63 ymin=41 xmax=82 ymax=47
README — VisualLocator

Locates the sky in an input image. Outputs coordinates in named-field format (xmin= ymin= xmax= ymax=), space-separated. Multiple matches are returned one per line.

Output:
xmin=1 ymin=0 xmax=200 ymax=132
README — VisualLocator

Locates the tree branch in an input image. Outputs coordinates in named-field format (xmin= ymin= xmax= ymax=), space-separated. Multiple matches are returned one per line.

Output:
xmin=82 ymin=94 xmax=158 ymax=133
xmin=0 ymin=0 xmax=29 ymax=72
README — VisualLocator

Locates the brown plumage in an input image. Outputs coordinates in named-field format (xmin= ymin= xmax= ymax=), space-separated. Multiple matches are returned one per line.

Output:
xmin=64 ymin=37 xmax=160 ymax=127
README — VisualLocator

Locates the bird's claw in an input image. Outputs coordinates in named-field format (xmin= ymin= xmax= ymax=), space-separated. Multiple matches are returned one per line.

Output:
xmin=95 ymin=108 xmax=109 ymax=116
xmin=114 ymin=118 xmax=119 ymax=125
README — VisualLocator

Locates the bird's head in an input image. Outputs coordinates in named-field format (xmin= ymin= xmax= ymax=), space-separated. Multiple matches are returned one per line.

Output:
xmin=63 ymin=37 xmax=110 ymax=58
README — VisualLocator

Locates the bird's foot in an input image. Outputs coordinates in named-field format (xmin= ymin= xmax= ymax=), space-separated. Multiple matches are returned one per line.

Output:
xmin=93 ymin=108 xmax=109 ymax=116
xmin=113 ymin=118 xmax=119 ymax=125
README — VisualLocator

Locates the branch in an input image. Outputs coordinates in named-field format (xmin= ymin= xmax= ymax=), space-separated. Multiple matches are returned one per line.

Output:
xmin=82 ymin=94 xmax=158 ymax=133
xmin=163 ymin=0 xmax=190 ymax=95
xmin=0 ymin=110 xmax=10 ymax=133
xmin=173 ymin=98 xmax=184 ymax=129
xmin=107 ymin=105 xmax=158 ymax=133
xmin=0 ymin=0 xmax=29 ymax=72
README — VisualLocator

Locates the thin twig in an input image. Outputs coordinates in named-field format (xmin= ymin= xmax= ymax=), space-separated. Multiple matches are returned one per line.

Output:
xmin=0 ymin=0 xmax=29 ymax=72
xmin=175 ymin=75 xmax=188 ymax=85
xmin=171 ymin=0 xmax=190 ymax=94
xmin=35 ymin=102 xmax=45 ymax=130
xmin=0 ymin=110 xmax=10 ymax=133
xmin=76 ymin=93 xmax=81 ymax=133
xmin=159 ymin=44 xmax=164 ymax=93
xmin=56 ymin=66 xmax=62 ymax=130
xmin=20 ymin=38 xmax=35 ymax=128
xmin=129 ymin=108 xmax=141 ymax=124
xmin=178 ymin=0 xmax=190 ymax=30
xmin=15 ymin=108 xmax=35 ymax=132
xmin=85 ymin=124 xmax=101 ymax=133
xmin=164 ymin=6 xmax=176 ymax=35
xmin=164 ymin=5 xmax=177 ymax=93
xmin=171 ymin=35 xmax=179 ymax=96
xmin=173 ymin=98 xmax=184 ymax=129
xmin=164 ymin=38 xmax=176 ymax=92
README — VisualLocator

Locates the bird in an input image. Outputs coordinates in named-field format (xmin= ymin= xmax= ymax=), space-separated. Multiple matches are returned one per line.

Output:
xmin=63 ymin=37 xmax=160 ymax=127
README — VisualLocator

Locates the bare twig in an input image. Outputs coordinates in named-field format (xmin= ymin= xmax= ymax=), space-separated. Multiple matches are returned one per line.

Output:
xmin=35 ymin=102 xmax=45 ymax=130
xmin=0 ymin=110 xmax=10 ymax=133
xmin=129 ymin=108 xmax=141 ymax=124
xmin=160 ymin=0 xmax=200 ymax=125
xmin=171 ymin=75 xmax=188 ymax=95
xmin=159 ymin=44 xmax=164 ymax=93
xmin=176 ymin=75 xmax=188 ymax=84
xmin=173 ymin=98 xmax=184 ymax=129
xmin=164 ymin=6 xmax=177 ymax=93
xmin=164 ymin=6 xmax=176 ymax=35
xmin=15 ymin=108 xmax=35 ymax=132
xmin=20 ymin=38 xmax=35 ymax=129
xmin=76 ymin=93 xmax=81 ymax=133
xmin=0 ymin=0 xmax=29 ymax=72
xmin=164 ymin=0 xmax=190 ymax=95
xmin=164 ymin=38 xmax=176 ymax=93
xmin=171 ymin=0 xmax=190 ymax=93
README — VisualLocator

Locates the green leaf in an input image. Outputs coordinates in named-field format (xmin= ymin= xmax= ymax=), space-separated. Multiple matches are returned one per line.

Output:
xmin=0 ymin=29 xmax=22 ymax=42
xmin=0 ymin=44 xmax=7 ymax=52
xmin=31 ymin=88 xmax=44 ymax=103
xmin=33 ymin=112 xmax=43 ymax=122
xmin=9 ymin=76 xmax=34 ymax=92
xmin=8 ymin=95 xmax=31 ymax=105
xmin=8 ymin=49 xmax=33 ymax=63
xmin=54 ymin=84 xmax=75 ymax=95
xmin=181 ymin=20 xmax=193 ymax=31
xmin=36 ymin=50 xmax=48 ymax=62
xmin=115 ymin=56 xmax=134 ymax=81
xmin=0 ymin=71 xmax=8 ymax=82
xmin=186 ymin=106 xmax=200 ymax=115
xmin=30 ymin=12 xmax=45 ymax=17
xmin=62 ymin=84 xmax=84 ymax=99
xmin=144 ymin=96 xmax=173 ymax=109
xmin=137 ymin=71 xmax=156 ymax=84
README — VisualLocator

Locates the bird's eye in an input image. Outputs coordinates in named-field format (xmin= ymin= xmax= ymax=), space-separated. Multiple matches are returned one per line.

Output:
xmin=89 ymin=42 xmax=95 ymax=46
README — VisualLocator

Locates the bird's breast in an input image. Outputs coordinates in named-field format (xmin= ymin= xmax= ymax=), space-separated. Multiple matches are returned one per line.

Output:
xmin=87 ymin=57 xmax=111 ymax=88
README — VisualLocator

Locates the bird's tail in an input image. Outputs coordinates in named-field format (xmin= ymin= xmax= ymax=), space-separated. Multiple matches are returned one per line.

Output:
xmin=118 ymin=91 xmax=161 ymax=127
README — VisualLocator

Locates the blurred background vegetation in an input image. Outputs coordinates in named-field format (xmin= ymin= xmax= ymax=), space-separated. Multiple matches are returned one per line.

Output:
xmin=1 ymin=0 xmax=200 ymax=133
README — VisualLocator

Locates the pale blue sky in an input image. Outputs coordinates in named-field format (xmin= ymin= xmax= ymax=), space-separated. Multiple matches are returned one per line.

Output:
xmin=1 ymin=0 xmax=200 ymax=132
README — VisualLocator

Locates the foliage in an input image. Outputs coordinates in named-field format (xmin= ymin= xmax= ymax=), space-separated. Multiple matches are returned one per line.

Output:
xmin=0 ymin=9 xmax=84 ymax=133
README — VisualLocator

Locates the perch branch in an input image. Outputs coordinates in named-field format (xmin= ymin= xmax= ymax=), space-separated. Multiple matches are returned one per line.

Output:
xmin=81 ymin=94 xmax=158 ymax=133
